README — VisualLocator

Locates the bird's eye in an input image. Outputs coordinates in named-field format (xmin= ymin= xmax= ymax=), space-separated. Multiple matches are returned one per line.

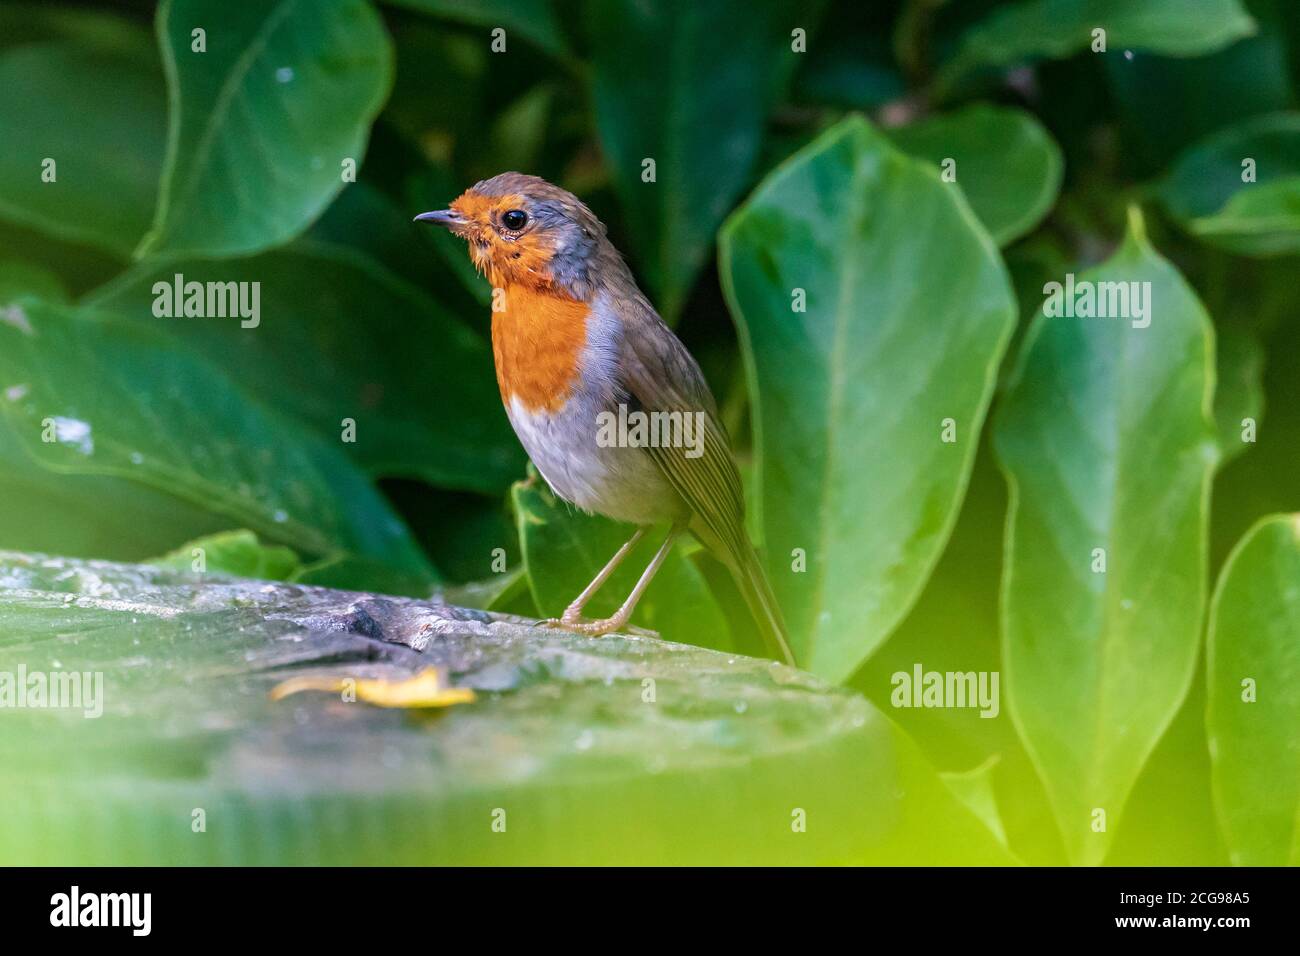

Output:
xmin=501 ymin=209 xmax=528 ymax=231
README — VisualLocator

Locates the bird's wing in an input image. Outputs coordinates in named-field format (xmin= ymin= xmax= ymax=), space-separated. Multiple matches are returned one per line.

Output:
xmin=617 ymin=306 xmax=747 ymax=556
xmin=618 ymin=304 xmax=795 ymax=665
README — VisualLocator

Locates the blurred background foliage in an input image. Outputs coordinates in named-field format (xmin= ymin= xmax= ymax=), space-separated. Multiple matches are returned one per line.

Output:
xmin=0 ymin=0 xmax=1297 ymax=865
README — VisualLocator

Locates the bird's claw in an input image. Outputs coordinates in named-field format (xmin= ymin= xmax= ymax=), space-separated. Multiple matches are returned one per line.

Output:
xmin=537 ymin=614 xmax=658 ymax=639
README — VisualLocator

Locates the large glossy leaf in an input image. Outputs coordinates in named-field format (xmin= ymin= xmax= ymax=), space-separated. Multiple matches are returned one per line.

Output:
xmin=994 ymin=210 xmax=1217 ymax=865
xmin=0 ymin=414 xmax=231 ymax=561
xmin=0 ymin=552 xmax=1014 ymax=865
xmin=137 ymin=0 xmax=393 ymax=259
xmin=587 ymin=0 xmax=824 ymax=321
xmin=0 ymin=300 xmax=434 ymax=581
xmin=511 ymin=473 xmax=739 ymax=654
xmin=85 ymin=242 xmax=523 ymax=494
xmin=936 ymin=0 xmax=1256 ymax=96
xmin=885 ymin=104 xmax=1063 ymax=247
xmin=0 ymin=23 xmax=165 ymax=256
xmin=1157 ymin=112 xmax=1300 ymax=256
xmin=1207 ymin=514 xmax=1300 ymax=865
xmin=720 ymin=116 xmax=1016 ymax=682
xmin=0 ymin=266 xmax=232 ymax=559
xmin=386 ymin=0 xmax=569 ymax=58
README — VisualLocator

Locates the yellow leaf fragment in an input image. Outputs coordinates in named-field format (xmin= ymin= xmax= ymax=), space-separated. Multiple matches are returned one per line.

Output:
xmin=270 ymin=667 xmax=476 ymax=709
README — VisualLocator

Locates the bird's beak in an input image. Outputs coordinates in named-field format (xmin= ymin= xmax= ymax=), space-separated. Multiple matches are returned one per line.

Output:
xmin=413 ymin=209 xmax=463 ymax=228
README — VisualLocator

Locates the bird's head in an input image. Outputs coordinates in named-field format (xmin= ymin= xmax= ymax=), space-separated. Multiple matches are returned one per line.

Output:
xmin=415 ymin=172 xmax=607 ymax=298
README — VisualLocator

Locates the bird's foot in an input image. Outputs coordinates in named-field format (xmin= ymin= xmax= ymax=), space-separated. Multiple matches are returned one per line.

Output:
xmin=538 ymin=613 xmax=657 ymax=638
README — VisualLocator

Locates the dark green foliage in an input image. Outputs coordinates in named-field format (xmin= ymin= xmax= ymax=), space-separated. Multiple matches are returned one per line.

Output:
xmin=1 ymin=0 xmax=1296 ymax=865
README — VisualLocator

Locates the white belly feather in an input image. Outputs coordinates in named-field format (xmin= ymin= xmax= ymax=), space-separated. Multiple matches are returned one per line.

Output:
xmin=504 ymin=295 xmax=683 ymax=527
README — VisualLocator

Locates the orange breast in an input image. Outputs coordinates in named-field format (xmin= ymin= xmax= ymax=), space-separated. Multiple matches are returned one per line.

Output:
xmin=492 ymin=284 xmax=590 ymax=414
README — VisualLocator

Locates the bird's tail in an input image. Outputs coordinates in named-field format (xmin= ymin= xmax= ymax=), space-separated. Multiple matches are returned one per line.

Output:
xmin=728 ymin=538 xmax=796 ymax=667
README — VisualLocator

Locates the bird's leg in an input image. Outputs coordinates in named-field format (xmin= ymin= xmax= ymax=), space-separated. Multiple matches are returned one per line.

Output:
xmin=550 ymin=524 xmax=682 ymax=637
xmin=559 ymin=527 xmax=645 ymax=624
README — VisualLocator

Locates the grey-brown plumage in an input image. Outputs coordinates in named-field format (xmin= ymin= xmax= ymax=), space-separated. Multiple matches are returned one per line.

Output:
xmin=416 ymin=172 xmax=795 ymax=666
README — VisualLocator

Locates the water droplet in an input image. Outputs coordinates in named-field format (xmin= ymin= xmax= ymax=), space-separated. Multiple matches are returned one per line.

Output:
xmin=275 ymin=66 xmax=294 ymax=83
xmin=272 ymin=509 xmax=288 ymax=523
xmin=1 ymin=305 xmax=33 ymax=335
xmin=52 ymin=417 xmax=94 ymax=455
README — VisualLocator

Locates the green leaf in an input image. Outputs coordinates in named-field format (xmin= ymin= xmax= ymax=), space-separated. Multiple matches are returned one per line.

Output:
xmin=385 ymin=0 xmax=570 ymax=59
xmin=84 ymin=242 xmax=523 ymax=494
xmin=1157 ymin=112 xmax=1300 ymax=255
xmin=1189 ymin=176 xmax=1300 ymax=256
xmin=993 ymin=209 xmax=1217 ymax=865
xmin=511 ymin=473 xmax=739 ymax=654
xmin=0 ymin=3 xmax=149 ymax=51
xmin=1206 ymin=514 xmax=1300 ymax=866
xmin=940 ymin=756 xmax=1009 ymax=847
xmin=720 ymin=116 xmax=1016 ymax=682
xmin=0 ymin=26 xmax=166 ymax=256
xmin=885 ymin=104 xmax=1064 ymax=247
xmin=850 ymin=440 xmax=1022 ymax=772
xmin=0 ymin=260 xmax=69 ymax=308
xmin=0 ymin=414 xmax=230 ymax=561
xmin=149 ymin=529 xmax=301 ymax=580
xmin=0 ymin=551 xmax=1015 ymax=865
xmin=936 ymin=0 xmax=1256 ymax=96
xmin=1102 ymin=23 xmax=1294 ymax=170
xmin=0 ymin=299 xmax=434 ymax=582
xmin=587 ymin=0 xmax=824 ymax=321
xmin=1213 ymin=328 xmax=1264 ymax=467
xmin=137 ymin=0 xmax=394 ymax=259
xmin=0 ymin=267 xmax=232 ymax=562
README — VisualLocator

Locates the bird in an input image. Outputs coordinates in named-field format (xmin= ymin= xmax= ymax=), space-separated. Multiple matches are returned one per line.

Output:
xmin=415 ymin=172 xmax=795 ymax=666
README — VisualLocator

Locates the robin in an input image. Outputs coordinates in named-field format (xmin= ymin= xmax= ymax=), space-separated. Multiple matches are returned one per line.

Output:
xmin=416 ymin=172 xmax=795 ymax=666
